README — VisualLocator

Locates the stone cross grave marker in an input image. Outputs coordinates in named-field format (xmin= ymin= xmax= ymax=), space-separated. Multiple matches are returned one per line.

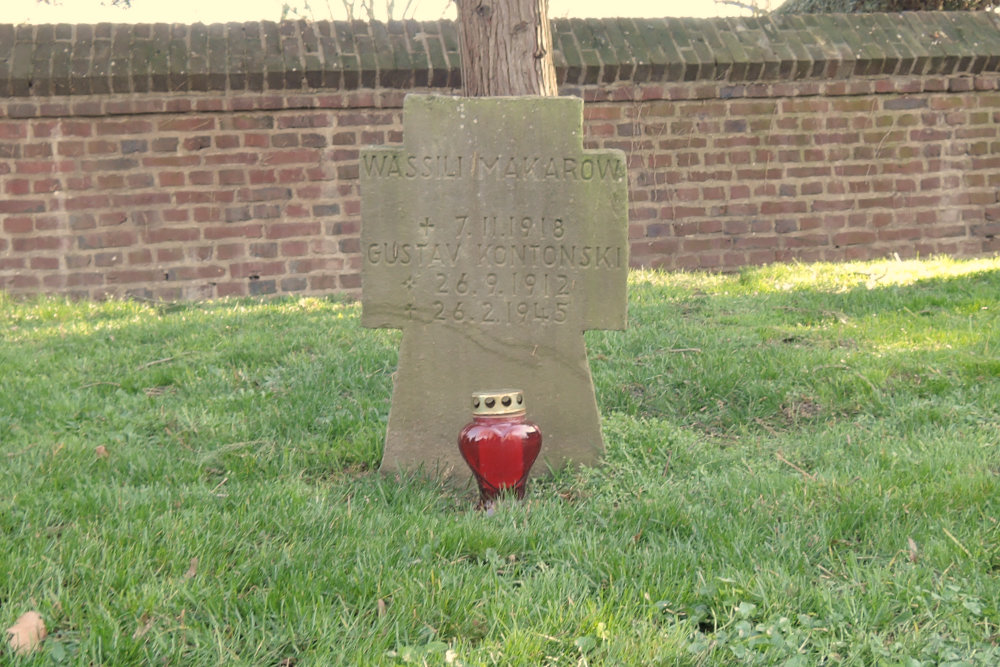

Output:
xmin=361 ymin=95 xmax=628 ymax=479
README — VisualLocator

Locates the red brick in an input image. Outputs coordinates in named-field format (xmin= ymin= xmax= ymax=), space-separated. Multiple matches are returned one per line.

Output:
xmin=252 ymin=204 xmax=281 ymax=219
xmin=910 ymin=128 xmax=952 ymax=142
xmin=0 ymin=122 xmax=28 ymax=140
xmin=54 ymin=141 xmax=85 ymax=157
xmin=338 ymin=273 xmax=361 ymax=289
xmin=230 ymin=260 xmax=286 ymax=279
xmin=3 ymin=217 xmax=34 ymax=234
xmin=217 ymin=244 xmax=246 ymax=260
xmin=215 ymin=135 xmax=241 ymax=149
xmin=24 ymin=216 xmax=52 ymax=232
xmin=166 ymin=266 xmax=225 ymax=280
xmin=21 ymin=143 xmax=52 ymax=158
xmin=145 ymin=227 xmax=202 ymax=244
xmin=249 ymin=242 xmax=278 ymax=258
xmin=108 ymin=269 xmax=161 ymax=283
xmin=277 ymin=113 xmax=332 ymax=129
xmin=0 ymin=199 xmax=46 ymax=214
xmin=143 ymin=155 xmax=200 ymax=168
xmin=245 ymin=134 xmax=269 ymax=148
xmin=77 ymin=230 xmax=137 ymax=250
xmin=111 ymin=192 xmax=171 ymax=208
xmin=239 ymin=186 xmax=292 ymax=202
xmin=183 ymin=136 xmax=212 ymax=151
xmin=219 ymin=169 xmax=246 ymax=185
xmin=62 ymin=255 xmax=90 ymax=269
xmin=188 ymin=171 xmax=214 ymax=186
xmin=203 ymin=224 xmax=264 ymax=240
xmin=54 ymin=120 xmax=91 ymax=137
xmin=261 ymin=149 xmax=321 ymax=165
xmin=250 ymin=169 xmax=278 ymax=184
xmin=174 ymin=191 xmax=222 ymax=205
xmin=227 ymin=116 xmax=275 ymax=130
xmin=156 ymin=248 xmax=184 ymax=262
xmin=128 ymin=249 xmax=153 ymax=264
xmin=277 ymin=168 xmax=306 ymax=183
xmin=584 ymin=106 xmax=621 ymax=120
xmin=833 ymin=230 xmax=876 ymax=246
xmin=152 ymin=137 xmax=179 ymax=152
xmin=5 ymin=274 xmax=42 ymax=289
xmin=193 ymin=207 xmax=222 ymax=222
xmin=280 ymin=240 xmax=309 ymax=256
xmin=15 ymin=160 xmax=70 ymax=174
xmin=157 ymin=117 xmax=216 ymax=132
xmin=4 ymin=179 xmax=31 ymax=195
xmin=94 ymin=252 xmax=124 ymax=267
xmin=205 ymin=153 xmax=259 ymax=166
xmin=216 ymin=282 xmax=248 ymax=297
xmin=12 ymin=236 xmax=65 ymax=252
xmin=96 ymin=174 xmax=126 ymax=190
xmin=29 ymin=256 xmax=60 ymax=270
xmin=296 ymin=184 xmax=322 ymax=199
xmin=96 ymin=119 xmax=154 ymax=135
xmin=86 ymin=140 xmax=118 ymax=155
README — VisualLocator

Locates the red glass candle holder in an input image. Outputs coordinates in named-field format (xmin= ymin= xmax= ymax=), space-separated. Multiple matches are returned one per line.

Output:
xmin=458 ymin=389 xmax=542 ymax=506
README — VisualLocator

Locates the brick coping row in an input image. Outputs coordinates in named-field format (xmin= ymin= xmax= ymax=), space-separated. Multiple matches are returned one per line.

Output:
xmin=3 ymin=73 xmax=1000 ymax=124
xmin=2 ymin=12 xmax=1000 ymax=99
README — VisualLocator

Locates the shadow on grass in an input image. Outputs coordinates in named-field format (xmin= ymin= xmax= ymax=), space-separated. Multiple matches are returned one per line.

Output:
xmin=588 ymin=265 xmax=1000 ymax=438
xmin=2 ymin=264 xmax=1000 ymax=664
xmin=0 ymin=295 xmax=398 ymax=477
xmin=2 ymin=264 xmax=998 ymax=472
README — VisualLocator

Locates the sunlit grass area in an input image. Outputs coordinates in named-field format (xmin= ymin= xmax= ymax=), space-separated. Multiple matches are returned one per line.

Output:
xmin=2 ymin=256 xmax=999 ymax=664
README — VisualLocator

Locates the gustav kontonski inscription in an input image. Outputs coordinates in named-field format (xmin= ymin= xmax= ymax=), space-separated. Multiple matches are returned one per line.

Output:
xmin=361 ymin=95 xmax=628 ymax=479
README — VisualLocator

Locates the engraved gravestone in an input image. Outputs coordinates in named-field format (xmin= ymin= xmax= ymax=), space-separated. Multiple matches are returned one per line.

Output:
xmin=361 ymin=95 xmax=627 ymax=478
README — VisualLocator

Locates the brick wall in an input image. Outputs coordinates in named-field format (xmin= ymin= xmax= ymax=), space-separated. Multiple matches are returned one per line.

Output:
xmin=2 ymin=13 xmax=999 ymax=299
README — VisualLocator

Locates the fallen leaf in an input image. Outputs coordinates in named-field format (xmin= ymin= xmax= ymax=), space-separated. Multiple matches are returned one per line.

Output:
xmin=6 ymin=611 xmax=46 ymax=655
xmin=95 ymin=445 xmax=109 ymax=458
xmin=184 ymin=557 xmax=198 ymax=579
xmin=908 ymin=537 xmax=919 ymax=563
xmin=377 ymin=599 xmax=387 ymax=617
xmin=132 ymin=615 xmax=154 ymax=640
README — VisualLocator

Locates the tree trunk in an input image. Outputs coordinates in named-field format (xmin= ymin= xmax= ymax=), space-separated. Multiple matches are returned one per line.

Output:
xmin=455 ymin=0 xmax=558 ymax=97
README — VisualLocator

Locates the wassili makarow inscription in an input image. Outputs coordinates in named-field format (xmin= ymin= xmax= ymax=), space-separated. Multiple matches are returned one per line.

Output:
xmin=361 ymin=95 xmax=628 ymax=481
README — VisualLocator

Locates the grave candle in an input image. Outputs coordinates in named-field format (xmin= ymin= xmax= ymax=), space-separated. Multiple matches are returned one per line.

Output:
xmin=458 ymin=389 xmax=541 ymax=506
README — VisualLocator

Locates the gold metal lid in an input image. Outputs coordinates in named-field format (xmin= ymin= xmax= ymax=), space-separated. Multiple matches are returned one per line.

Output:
xmin=471 ymin=389 xmax=525 ymax=416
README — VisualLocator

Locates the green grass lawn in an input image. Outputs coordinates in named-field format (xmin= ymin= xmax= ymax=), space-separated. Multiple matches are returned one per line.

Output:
xmin=2 ymin=256 xmax=999 ymax=665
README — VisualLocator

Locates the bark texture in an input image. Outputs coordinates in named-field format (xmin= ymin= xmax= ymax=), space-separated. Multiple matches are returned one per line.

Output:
xmin=455 ymin=0 xmax=558 ymax=97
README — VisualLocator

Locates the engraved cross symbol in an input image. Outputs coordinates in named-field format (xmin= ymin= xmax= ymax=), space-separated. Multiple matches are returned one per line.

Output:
xmin=361 ymin=96 xmax=628 ymax=478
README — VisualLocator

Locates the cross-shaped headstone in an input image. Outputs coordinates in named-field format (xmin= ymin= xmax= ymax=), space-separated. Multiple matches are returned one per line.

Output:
xmin=361 ymin=95 xmax=628 ymax=479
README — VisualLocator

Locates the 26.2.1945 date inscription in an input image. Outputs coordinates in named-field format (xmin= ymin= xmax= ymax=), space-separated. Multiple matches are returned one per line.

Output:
xmin=414 ymin=271 xmax=574 ymax=326
xmin=427 ymin=299 xmax=569 ymax=326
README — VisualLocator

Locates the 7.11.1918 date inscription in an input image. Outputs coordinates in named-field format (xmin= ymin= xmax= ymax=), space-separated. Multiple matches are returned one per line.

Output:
xmin=365 ymin=211 xmax=623 ymax=327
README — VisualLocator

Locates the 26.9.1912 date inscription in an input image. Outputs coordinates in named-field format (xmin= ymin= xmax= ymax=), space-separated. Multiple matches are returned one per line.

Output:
xmin=365 ymin=211 xmax=623 ymax=327
xmin=426 ymin=270 xmax=571 ymax=325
